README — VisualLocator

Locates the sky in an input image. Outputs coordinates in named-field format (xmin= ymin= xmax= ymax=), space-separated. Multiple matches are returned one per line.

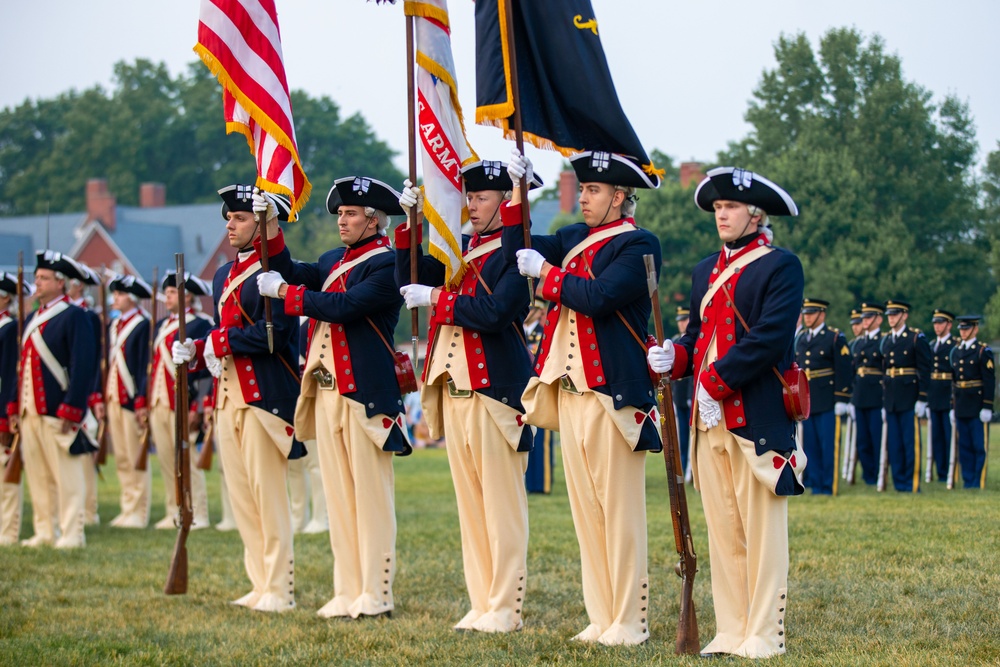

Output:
xmin=3 ymin=1 xmax=999 ymax=193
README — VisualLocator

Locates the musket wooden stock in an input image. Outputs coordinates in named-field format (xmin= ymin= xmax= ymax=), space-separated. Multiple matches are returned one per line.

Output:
xmin=165 ymin=254 xmax=193 ymax=596
xmin=136 ymin=268 xmax=157 ymax=472
xmin=194 ymin=416 xmax=214 ymax=472
xmin=255 ymin=208 xmax=274 ymax=354
xmin=3 ymin=252 xmax=27 ymax=484
xmin=644 ymin=254 xmax=700 ymax=655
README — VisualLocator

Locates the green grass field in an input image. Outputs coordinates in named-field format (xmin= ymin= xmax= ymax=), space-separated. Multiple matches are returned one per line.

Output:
xmin=1 ymin=434 xmax=998 ymax=666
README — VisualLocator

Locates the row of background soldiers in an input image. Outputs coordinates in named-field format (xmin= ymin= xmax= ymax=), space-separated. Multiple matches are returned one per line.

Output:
xmin=792 ymin=299 xmax=994 ymax=495
xmin=0 ymin=258 xmax=330 ymax=546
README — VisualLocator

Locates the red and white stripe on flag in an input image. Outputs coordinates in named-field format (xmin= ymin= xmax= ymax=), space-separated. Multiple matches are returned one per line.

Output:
xmin=195 ymin=0 xmax=311 ymax=220
xmin=407 ymin=0 xmax=478 ymax=286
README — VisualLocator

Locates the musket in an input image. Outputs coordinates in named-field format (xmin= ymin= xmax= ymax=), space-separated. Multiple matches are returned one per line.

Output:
xmin=95 ymin=272 xmax=110 ymax=466
xmin=644 ymin=254 xmax=700 ymax=655
xmin=165 ymin=253 xmax=193 ymax=595
xmin=3 ymin=252 xmax=26 ymax=484
xmin=136 ymin=268 xmax=157 ymax=472
xmin=195 ymin=412 xmax=214 ymax=472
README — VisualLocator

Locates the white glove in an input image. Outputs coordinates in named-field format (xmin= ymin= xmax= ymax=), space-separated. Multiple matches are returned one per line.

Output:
xmin=835 ymin=402 xmax=849 ymax=417
xmin=252 ymin=188 xmax=277 ymax=220
xmin=697 ymin=383 xmax=722 ymax=429
xmin=203 ymin=340 xmax=223 ymax=379
xmin=914 ymin=400 xmax=928 ymax=419
xmin=647 ymin=339 xmax=675 ymax=374
xmin=398 ymin=179 xmax=424 ymax=216
xmin=171 ymin=338 xmax=196 ymax=365
xmin=507 ymin=148 xmax=534 ymax=186
xmin=516 ymin=248 xmax=545 ymax=278
xmin=949 ymin=409 xmax=956 ymax=425
xmin=981 ymin=409 xmax=993 ymax=424
xmin=256 ymin=270 xmax=287 ymax=298
xmin=848 ymin=403 xmax=856 ymax=421
xmin=399 ymin=284 xmax=435 ymax=309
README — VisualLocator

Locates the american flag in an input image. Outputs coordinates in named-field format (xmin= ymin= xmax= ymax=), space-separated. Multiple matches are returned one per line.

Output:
xmin=195 ymin=0 xmax=311 ymax=220
xmin=408 ymin=0 xmax=478 ymax=285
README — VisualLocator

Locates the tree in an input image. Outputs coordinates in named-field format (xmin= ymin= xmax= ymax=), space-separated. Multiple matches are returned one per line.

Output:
xmin=0 ymin=58 xmax=404 ymax=261
xmin=983 ymin=144 xmax=1000 ymax=338
xmin=719 ymin=28 xmax=989 ymax=332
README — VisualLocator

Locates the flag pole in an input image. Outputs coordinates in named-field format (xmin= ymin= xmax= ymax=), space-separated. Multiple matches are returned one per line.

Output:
xmin=255 ymin=209 xmax=274 ymax=354
xmin=500 ymin=0 xmax=534 ymax=300
xmin=406 ymin=11 xmax=419 ymax=365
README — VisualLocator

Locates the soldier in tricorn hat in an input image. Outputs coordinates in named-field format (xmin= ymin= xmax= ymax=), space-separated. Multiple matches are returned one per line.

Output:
xmin=649 ymin=166 xmax=804 ymax=658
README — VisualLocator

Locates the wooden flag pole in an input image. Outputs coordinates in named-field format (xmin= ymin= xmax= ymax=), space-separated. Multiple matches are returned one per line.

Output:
xmin=406 ymin=11 xmax=420 ymax=365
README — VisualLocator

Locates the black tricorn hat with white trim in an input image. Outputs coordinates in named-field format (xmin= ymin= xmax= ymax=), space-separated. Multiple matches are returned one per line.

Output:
xmin=0 ymin=271 xmax=34 ymax=297
xmin=326 ymin=177 xmax=405 ymax=216
xmin=35 ymin=250 xmax=95 ymax=284
xmin=108 ymin=274 xmax=153 ymax=299
xmin=161 ymin=271 xmax=213 ymax=297
xmin=570 ymin=151 xmax=661 ymax=189
xmin=461 ymin=160 xmax=544 ymax=192
xmin=218 ymin=184 xmax=292 ymax=222
xmin=695 ymin=167 xmax=798 ymax=216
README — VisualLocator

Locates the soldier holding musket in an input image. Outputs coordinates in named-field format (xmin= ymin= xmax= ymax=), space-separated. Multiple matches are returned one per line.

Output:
xmin=950 ymin=315 xmax=994 ymax=489
xmin=649 ymin=167 xmax=804 ymax=658
xmin=172 ymin=185 xmax=303 ymax=612
xmin=12 ymin=252 xmax=100 ymax=548
xmin=925 ymin=309 xmax=957 ymax=482
xmin=879 ymin=299 xmax=931 ymax=492
xmin=795 ymin=298 xmax=852 ymax=495
xmin=0 ymin=271 xmax=33 ymax=545
xmin=850 ymin=303 xmax=886 ymax=485
xmin=149 ymin=272 xmax=213 ymax=529
xmin=105 ymin=275 xmax=153 ymax=529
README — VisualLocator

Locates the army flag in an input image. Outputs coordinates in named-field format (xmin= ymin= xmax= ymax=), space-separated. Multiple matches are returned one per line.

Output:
xmin=195 ymin=0 xmax=311 ymax=220
xmin=475 ymin=0 xmax=661 ymax=183
xmin=406 ymin=0 xmax=478 ymax=285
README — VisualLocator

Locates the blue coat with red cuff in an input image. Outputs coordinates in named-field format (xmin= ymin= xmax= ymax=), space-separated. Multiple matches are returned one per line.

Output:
xmin=671 ymin=233 xmax=804 ymax=457
xmin=16 ymin=300 xmax=99 ymax=454
xmin=271 ymin=234 xmax=410 ymax=455
xmin=396 ymin=223 xmax=534 ymax=451
xmin=107 ymin=312 xmax=150 ymax=412
xmin=200 ymin=232 xmax=305 ymax=459
xmin=0 ymin=311 xmax=16 ymax=433
xmin=500 ymin=202 xmax=661 ymax=451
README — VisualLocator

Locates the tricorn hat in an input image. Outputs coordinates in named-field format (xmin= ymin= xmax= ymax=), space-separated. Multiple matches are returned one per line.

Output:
xmin=0 ymin=271 xmax=34 ymax=297
xmin=694 ymin=167 xmax=798 ymax=216
xmin=108 ymin=274 xmax=152 ymax=299
xmin=35 ymin=251 xmax=95 ymax=284
xmin=461 ymin=160 xmax=544 ymax=192
xmin=326 ymin=177 xmax=405 ymax=216
xmin=218 ymin=184 xmax=292 ymax=222
xmin=161 ymin=271 xmax=213 ymax=297
xmin=570 ymin=151 xmax=661 ymax=189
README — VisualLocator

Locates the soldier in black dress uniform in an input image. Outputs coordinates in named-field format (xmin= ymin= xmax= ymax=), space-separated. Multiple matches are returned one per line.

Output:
xmin=927 ymin=309 xmax=956 ymax=481
xmin=795 ymin=298 xmax=851 ymax=494
xmin=850 ymin=303 xmax=885 ymax=485
xmin=671 ymin=306 xmax=693 ymax=477
xmin=879 ymin=299 xmax=931 ymax=492
xmin=950 ymin=315 xmax=994 ymax=489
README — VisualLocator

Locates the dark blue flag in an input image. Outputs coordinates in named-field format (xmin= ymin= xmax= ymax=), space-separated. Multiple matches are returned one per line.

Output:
xmin=475 ymin=0 xmax=661 ymax=185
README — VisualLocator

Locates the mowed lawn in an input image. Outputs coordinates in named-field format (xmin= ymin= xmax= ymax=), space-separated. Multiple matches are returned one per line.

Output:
xmin=1 ymin=431 xmax=998 ymax=666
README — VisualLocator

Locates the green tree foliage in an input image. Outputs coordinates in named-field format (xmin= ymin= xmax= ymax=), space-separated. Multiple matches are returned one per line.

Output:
xmin=717 ymin=28 xmax=989 ymax=332
xmin=0 ymin=58 xmax=403 ymax=261
xmin=982 ymin=144 xmax=1000 ymax=338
